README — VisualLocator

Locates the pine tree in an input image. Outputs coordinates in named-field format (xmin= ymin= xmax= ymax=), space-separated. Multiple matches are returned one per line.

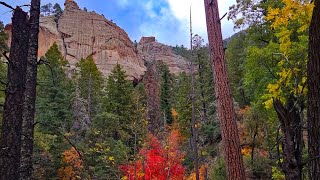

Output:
xmin=0 ymin=21 xmax=8 ymax=134
xmin=53 ymin=3 xmax=63 ymax=22
xmin=174 ymin=72 xmax=192 ymax=137
xmin=36 ymin=43 xmax=73 ymax=133
xmin=33 ymin=43 xmax=73 ymax=179
xmin=226 ymin=32 xmax=250 ymax=107
xmin=204 ymin=0 xmax=246 ymax=179
xmin=76 ymin=56 xmax=103 ymax=121
xmin=99 ymin=63 xmax=134 ymax=140
xmin=0 ymin=21 xmax=8 ymax=54
xmin=86 ymin=64 xmax=145 ymax=179
xmin=158 ymin=62 xmax=174 ymax=124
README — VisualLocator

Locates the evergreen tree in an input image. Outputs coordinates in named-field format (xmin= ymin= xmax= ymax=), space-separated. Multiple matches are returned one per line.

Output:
xmin=0 ymin=21 xmax=8 ymax=54
xmin=98 ymin=63 xmax=134 ymax=140
xmin=204 ymin=0 xmax=246 ymax=178
xmin=158 ymin=62 xmax=174 ymax=124
xmin=85 ymin=64 xmax=146 ymax=179
xmin=40 ymin=3 xmax=53 ymax=16
xmin=53 ymin=3 xmax=63 ymax=22
xmin=53 ymin=3 xmax=62 ymax=15
xmin=0 ymin=21 xmax=8 ymax=134
xmin=33 ymin=43 xmax=73 ymax=179
xmin=76 ymin=56 xmax=104 ymax=121
xmin=226 ymin=32 xmax=250 ymax=107
xmin=36 ymin=43 xmax=73 ymax=133
xmin=174 ymin=72 xmax=192 ymax=137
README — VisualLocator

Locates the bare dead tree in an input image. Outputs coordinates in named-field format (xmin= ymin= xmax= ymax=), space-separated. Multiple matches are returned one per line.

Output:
xmin=144 ymin=61 xmax=162 ymax=135
xmin=190 ymin=6 xmax=199 ymax=180
xmin=203 ymin=0 xmax=246 ymax=179
xmin=0 ymin=7 xmax=29 ymax=180
xmin=20 ymin=0 xmax=41 ymax=179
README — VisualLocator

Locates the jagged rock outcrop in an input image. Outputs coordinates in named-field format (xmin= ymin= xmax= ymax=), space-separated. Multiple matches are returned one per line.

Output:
xmin=5 ymin=0 xmax=189 ymax=79
xmin=138 ymin=37 xmax=189 ymax=74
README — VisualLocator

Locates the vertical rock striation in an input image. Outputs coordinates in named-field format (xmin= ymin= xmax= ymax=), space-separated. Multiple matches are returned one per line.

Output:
xmin=5 ymin=0 xmax=189 ymax=79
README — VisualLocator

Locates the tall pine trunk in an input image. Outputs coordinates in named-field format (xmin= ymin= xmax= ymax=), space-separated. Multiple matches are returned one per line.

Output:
xmin=0 ymin=8 xmax=29 ymax=180
xmin=203 ymin=0 xmax=246 ymax=179
xmin=20 ymin=0 xmax=41 ymax=179
xmin=308 ymin=1 xmax=320 ymax=179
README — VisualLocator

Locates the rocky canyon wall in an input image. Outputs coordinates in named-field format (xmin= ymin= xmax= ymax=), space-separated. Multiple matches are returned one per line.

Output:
xmin=4 ymin=0 xmax=188 ymax=79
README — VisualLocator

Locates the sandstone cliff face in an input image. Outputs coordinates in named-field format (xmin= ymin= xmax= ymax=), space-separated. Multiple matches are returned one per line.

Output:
xmin=58 ymin=0 xmax=146 ymax=78
xmin=138 ymin=37 xmax=189 ymax=74
xmin=5 ymin=0 xmax=189 ymax=78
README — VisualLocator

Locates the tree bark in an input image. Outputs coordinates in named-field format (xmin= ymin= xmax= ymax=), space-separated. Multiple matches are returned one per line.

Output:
xmin=273 ymin=98 xmax=302 ymax=180
xmin=144 ymin=61 xmax=161 ymax=135
xmin=203 ymin=0 xmax=246 ymax=179
xmin=0 ymin=8 xmax=29 ymax=180
xmin=308 ymin=0 xmax=320 ymax=179
xmin=20 ymin=0 xmax=41 ymax=179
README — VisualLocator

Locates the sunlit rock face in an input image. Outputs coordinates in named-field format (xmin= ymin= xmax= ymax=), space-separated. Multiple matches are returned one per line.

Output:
xmin=5 ymin=16 xmax=61 ymax=59
xmin=58 ymin=0 xmax=146 ymax=79
xmin=137 ymin=37 xmax=189 ymax=74
xmin=5 ymin=0 xmax=189 ymax=79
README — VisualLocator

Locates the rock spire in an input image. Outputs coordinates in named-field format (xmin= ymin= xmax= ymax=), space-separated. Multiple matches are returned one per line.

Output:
xmin=64 ymin=0 xmax=80 ymax=11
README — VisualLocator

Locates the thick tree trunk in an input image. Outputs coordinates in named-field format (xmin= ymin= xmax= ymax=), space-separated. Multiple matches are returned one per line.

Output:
xmin=144 ymin=62 xmax=161 ymax=135
xmin=20 ymin=0 xmax=41 ymax=179
xmin=203 ymin=0 xmax=246 ymax=179
xmin=308 ymin=1 xmax=320 ymax=179
xmin=273 ymin=99 xmax=303 ymax=180
xmin=0 ymin=8 xmax=29 ymax=180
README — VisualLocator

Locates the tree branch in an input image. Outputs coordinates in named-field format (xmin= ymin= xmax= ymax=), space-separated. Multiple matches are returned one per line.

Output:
xmin=37 ymin=58 xmax=56 ymax=85
xmin=0 ymin=80 xmax=7 ymax=85
xmin=35 ymin=122 xmax=92 ymax=178
xmin=220 ymin=13 xmax=227 ymax=21
xmin=0 ymin=2 xmax=15 ymax=10
xmin=2 ymin=51 xmax=9 ymax=62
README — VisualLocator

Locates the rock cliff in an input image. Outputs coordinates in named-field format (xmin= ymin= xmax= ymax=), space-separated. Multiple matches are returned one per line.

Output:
xmin=138 ymin=37 xmax=189 ymax=74
xmin=5 ymin=0 xmax=188 ymax=79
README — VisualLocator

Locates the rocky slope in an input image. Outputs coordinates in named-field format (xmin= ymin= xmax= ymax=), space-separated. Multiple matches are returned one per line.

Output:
xmin=138 ymin=37 xmax=189 ymax=74
xmin=5 ymin=0 xmax=188 ymax=79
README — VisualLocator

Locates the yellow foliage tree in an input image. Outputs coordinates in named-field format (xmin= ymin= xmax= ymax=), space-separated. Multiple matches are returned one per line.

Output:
xmin=262 ymin=0 xmax=313 ymax=108
xmin=186 ymin=165 xmax=208 ymax=180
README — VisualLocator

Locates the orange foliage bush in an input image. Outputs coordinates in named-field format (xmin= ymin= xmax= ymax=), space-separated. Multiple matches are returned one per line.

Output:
xmin=57 ymin=147 xmax=83 ymax=180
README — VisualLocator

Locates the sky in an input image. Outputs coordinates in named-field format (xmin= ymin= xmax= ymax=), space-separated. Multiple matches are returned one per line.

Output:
xmin=0 ymin=0 xmax=238 ymax=46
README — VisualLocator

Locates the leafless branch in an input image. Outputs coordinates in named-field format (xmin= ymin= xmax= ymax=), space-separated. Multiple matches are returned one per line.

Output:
xmin=220 ymin=13 xmax=227 ymax=21
xmin=0 ymin=80 xmax=7 ymax=85
xmin=0 ymin=1 xmax=15 ymax=10
xmin=19 ymin=4 xmax=30 ymax=8
xmin=2 ymin=51 xmax=9 ymax=62
xmin=37 ymin=58 xmax=56 ymax=85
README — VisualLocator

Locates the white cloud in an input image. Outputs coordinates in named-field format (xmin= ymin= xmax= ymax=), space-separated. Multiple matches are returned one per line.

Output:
xmin=166 ymin=0 xmax=237 ymax=44
xmin=116 ymin=0 xmax=129 ymax=8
